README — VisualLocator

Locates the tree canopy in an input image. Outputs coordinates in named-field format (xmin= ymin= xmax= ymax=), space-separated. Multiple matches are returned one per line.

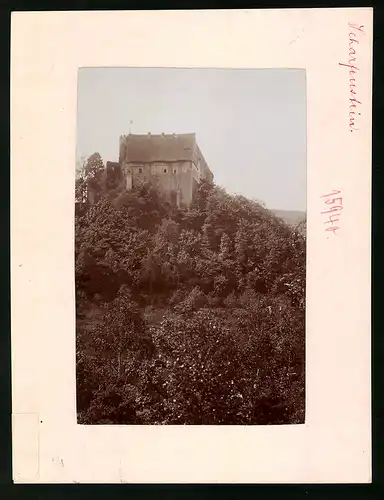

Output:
xmin=76 ymin=156 xmax=306 ymax=425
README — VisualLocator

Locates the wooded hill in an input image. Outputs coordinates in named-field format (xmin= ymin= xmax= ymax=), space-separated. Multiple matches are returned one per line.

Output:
xmin=75 ymin=153 xmax=306 ymax=425
xmin=272 ymin=209 xmax=306 ymax=228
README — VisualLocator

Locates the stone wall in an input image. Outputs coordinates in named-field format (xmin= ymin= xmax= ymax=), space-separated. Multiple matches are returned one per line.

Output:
xmin=114 ymin=133 xmax=213 ymax=208
xmin=124 ymin=161 xmax=193 ymax=207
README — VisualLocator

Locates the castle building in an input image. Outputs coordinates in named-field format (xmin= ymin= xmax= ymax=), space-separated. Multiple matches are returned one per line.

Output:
xmin=105 ymin=133 xmax=213 ymax=208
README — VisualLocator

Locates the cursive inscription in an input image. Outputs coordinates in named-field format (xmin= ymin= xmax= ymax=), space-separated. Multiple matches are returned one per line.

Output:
xmin=320 ymin=190 xmax=343 ymax=237
xmin=339 ymin=23 xmax=365 ymax=132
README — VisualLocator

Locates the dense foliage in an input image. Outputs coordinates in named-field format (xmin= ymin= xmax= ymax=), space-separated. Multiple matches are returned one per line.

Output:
xmin=76 ymin=155 xmax=306 ymax=425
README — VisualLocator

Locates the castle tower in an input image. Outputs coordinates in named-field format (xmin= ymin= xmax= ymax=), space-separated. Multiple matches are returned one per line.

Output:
xmin=114 ymin=133 xmax=213 ymax=208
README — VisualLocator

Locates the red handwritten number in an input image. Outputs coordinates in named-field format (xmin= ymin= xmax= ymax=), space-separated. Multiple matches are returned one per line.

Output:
xmin=326 ymin=226 xmax=340 ymax=235
xmin=320 ymin=190 xmax=341 ymax=198
xmin=324 ymin=214 xmax=340 ymax=225
xmin=321 ymin=205 xmax=343 ymax=214
xmin=324 ymin=197 xmax=342 ymax=205
xmin=321 ymin=191 xmax=342 ymax=236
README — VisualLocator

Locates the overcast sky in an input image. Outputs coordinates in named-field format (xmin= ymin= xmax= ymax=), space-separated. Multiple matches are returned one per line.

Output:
xmin=77 ymin=67 xmax=306 ymax=211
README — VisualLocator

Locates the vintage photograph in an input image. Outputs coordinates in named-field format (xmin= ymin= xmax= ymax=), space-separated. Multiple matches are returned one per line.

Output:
xmin=75 ymin=67 xmax=306 ymax=425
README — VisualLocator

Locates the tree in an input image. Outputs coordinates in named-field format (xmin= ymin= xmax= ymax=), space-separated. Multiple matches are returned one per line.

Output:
xmin=75 ymin=157 xmax=88 ymax=205
xmin=77 ymin=285 xmax=156 ymax=424
xmin=76 ymin=178 xmax=306 ymax=425
xmin=85 ymin=152 xmax=104 ymax=181
xmin=75 ymin=177 xmax=87 ymax=205
xmin=90 ymin=285 xmax=151 ymax=377
xmin=74 ymin=152 xmax=105 ymax=207
xmin=84 ymin=152 xmax=105 ymax=204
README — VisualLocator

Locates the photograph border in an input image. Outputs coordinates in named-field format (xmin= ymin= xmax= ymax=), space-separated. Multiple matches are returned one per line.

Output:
xmin=10 ymin=8 xmax=372 ymax=484
xmin=74 ymin=65 xmax=307 ymax=427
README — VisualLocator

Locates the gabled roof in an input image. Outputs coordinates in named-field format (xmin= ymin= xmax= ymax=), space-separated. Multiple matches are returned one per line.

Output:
xmin=122 ymin=133 xmax=196 ymax=163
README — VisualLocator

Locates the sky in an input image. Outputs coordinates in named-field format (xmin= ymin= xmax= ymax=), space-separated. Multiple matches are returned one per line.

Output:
xmin=76 ymin=67 xmax=306 ymax=211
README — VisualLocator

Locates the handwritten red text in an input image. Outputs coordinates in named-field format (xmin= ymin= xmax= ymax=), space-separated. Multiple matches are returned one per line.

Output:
xmin=339 ymin=23 xmax=365 ymax=132
xmin=320 ymin=190 xmax=343 ymax=236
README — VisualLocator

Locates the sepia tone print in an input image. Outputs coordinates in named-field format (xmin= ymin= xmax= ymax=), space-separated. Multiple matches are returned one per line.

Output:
xmin=94 ymin=132 xmax=213 ymax=208
xmin=75 ymin=68 xmax=306 ymax=425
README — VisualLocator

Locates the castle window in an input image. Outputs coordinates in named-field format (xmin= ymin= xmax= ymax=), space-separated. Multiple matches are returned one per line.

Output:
xmin=173 ymin=168 xmax=177 ymax=174
xmin=163 ymin=167 xmax=168 ymax=174
xmin=138 ymin=167 xmax=143 ymax=174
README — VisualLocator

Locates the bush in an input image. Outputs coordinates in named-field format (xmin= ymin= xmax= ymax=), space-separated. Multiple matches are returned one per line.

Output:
xmin=76 ymin=177 xmax=305 ymax=425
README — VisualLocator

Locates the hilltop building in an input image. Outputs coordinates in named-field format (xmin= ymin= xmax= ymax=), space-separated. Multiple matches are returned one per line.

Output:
xmin=102 ymin=133 xmax=213 ymax=208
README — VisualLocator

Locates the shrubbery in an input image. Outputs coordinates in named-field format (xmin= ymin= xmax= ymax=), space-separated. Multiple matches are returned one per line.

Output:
xmin=76 ymin=164 xmax=306 ymax=425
